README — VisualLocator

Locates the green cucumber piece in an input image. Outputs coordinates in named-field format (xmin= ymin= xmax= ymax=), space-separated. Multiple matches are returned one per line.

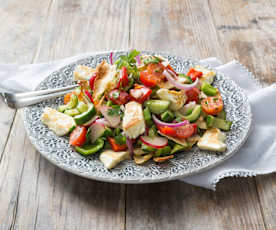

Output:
xmin=176 ymin=105 xmax=201 ymax=122
xmin=74 ymin=104 xmax=96 ymax=125
xmin=58 ymin=105 xmax=68 ymax=113
xmin=217 ymin=110 xmax=226 ymax=120
xmin=64 ymin=108 xmax=80 ymax=117
xmin=143 ymin=107 xmax=154 ymax=126
xmin=141 ymin=143 xmax=156 ymax=153
xmin=77 ymin=101 xmax=88 ymax=113
xmin=145 ymin=100 xmax=170 ymax=115
xmin=171 ymin=144 xmax=188 ymax=154
xmin=75 ymin=139 xmax=104 ymax=156
xmin=154 ymin=146 xmax=171 ymax=157
xmin=67 ymin=94 xmax=78 ymax=109
xmin=161 ymin=110 xmax=175 ymax=122
xmin=206 ymin=115 xmax=232 ymax=131
xmin=201 ymin=82 xmax=218 ymax=96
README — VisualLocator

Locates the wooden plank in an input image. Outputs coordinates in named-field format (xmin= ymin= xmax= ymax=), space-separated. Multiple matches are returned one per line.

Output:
xmin=0 ymin=0 xmax=130 ymax=229
xmin=126 ymin=178 xmax=265 ymax=230
xmin=0 ymin=0 xmax=51 ymax=163
xmin=127 ymin=0 xmax=266 ymax=229
xmin=207 ymin=0 xmax=276 ymax=85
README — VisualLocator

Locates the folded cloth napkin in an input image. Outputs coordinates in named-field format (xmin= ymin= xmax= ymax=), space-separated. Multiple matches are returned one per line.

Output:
xmin=1 ymin=54 xmax=276 ymax=190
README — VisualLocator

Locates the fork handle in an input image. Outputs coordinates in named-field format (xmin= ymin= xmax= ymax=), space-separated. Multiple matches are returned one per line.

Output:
xmin=15 ymin=89 xmax=75 ymax=108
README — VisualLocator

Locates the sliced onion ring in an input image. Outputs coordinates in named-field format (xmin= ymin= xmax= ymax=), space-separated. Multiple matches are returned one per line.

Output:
xmin=126 ymin=137 xmax=134 ymax=157
xmin=152 ymin=114 xmax=189 ymax=128
xmin=163 ymin=69 xmax=198 ymax=90
xmin=109 ymin=52 xmax=113 ymax=65
xmin=135 ymin=54 xmax=141 ymax=65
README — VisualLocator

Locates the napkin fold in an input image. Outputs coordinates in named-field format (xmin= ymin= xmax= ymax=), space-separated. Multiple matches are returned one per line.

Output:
xmin=1 ymin=53 xmax=275 ymax=190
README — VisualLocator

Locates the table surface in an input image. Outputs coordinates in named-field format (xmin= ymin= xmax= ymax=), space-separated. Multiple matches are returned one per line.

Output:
xmin=1 ymin=0 xmax=276 ymax=229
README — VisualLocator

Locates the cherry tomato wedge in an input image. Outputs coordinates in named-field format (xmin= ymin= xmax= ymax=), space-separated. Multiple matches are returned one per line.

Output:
xmin=185 ymin=88 xmax=200 ymax=103
xmin=174 ymin=124 xmax=196 ymax=139
xmin=187 ymin=68 xmax=203 ymax=81
xmin=201 ymin=95 xmax=224 ymax=115
xmin=108 ymin=137 xmax=127 ymax=151
xmin=108 ymin=89 xmax=129 ymax=105
xmin=121 ymin=66 xmax=129 ymax=87
xmin=140 ymin=71 xmax=160 ymax=88
xmin=69 ymin=126 xmax=87 ymax=147
xmin=158 ymin=126 xmax=177 ymax=137
xmin=129 ymin=84 xmax=152 ymax=104
xmin=89 ymin=73 xmax=97 ymax=90
xmin=147 ymin=63 xmax=165 ymax=77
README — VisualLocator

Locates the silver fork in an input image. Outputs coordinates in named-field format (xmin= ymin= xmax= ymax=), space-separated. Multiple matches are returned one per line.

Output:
xmin=1 ymin=84 xmax=79 ymax=109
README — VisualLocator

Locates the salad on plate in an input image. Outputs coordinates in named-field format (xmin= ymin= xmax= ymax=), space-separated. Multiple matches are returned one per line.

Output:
xmin=41 ymin=50 xmax=232 ymax=169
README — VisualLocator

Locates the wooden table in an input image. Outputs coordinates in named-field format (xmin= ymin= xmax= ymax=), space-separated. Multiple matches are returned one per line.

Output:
xmin=0 ymin=0 xmax=275 ymax=229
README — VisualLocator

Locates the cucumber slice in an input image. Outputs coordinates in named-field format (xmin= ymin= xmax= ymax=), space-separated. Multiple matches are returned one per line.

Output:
xmin=58 ymin=105 xmax=68 ymax=112
xmin=145 ymin=100 xmax=170 ymax=115
xmin=77 ymin=101 xmax=88 ymax=113
xmin=64 ymin=108 xmax=80 ymax=117
xmin=74 ymin=104 xmax=96 ymax=125
xmin=154 ymin=146 xmax=171 ymax=157
xmin=201 ymin=82 xmax=218 ymax=96
xmin=217 ymin=110 xmax=226 ymax=120
xmin=206 ymin=115 xmax=232 ymax=131
xmin=161 ymin=110 xmax=174 ymax=122
xmin=75 ymin=139 xmax=104 ymax=156
xmin=67 ymin=94 xmax=78 ymax=109
xmin=176 ymin=105 xmax=201 ymax=122
xmin=143 ymin=107 xmax=153 ymax=126
xmin=171 ymin=143 xmax=188 ymax=154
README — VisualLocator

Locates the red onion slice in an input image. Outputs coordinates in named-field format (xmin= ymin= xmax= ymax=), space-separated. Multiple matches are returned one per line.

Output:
xmin=109 ymin=52 xmax=113 ymax=65
xmin=126 ymin=137 xmax=134 ymax=157
xmin=163 ymin=69 xmax=198 ymax=90
xmin=152 ymin=114 xmax=189 ymax=128
xmin=135 ymin=54 xmax=141 ymax=65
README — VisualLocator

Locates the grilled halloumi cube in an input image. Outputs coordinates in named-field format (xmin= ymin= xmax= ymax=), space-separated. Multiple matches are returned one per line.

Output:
xmin=73 ymin=65 xmax=96 ymax=81
xmin=197 ymin=128 xmax=226 ymax=152
xmin=100 ymin=150 xmax=129 ymax=169
xmin=41 ymin=107 xmax=76 ymax=136
xmin=122 ymin=101 xmax=145 ymax=139
xmin=92 ymin=61 xmax=117 ymax=104
xmin=156 ymin=89 xmax=187 ymax=111
xmin=194 ymin=65 xmax=216 ymax=85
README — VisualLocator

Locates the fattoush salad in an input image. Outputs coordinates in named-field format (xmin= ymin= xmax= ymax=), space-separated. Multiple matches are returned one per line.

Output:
xmin=41 ymin=50 xmax=232 ymax=169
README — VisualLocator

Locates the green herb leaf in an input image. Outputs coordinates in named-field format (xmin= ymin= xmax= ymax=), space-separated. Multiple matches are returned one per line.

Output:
xmin=114 ymin=134 xmax=126 ymax=145
xmin=112 ymin=91 xmax=120 ymax=99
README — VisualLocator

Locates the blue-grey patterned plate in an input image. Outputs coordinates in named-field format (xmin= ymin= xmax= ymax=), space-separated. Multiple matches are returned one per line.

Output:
xmin=23 ymin=51 xmax=252 ymax=183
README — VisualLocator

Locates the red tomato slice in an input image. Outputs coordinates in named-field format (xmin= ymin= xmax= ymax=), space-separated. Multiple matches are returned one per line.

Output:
xmin=201 ymin=95 xmax=223 ymax=115
xmin=129 ymin=84 xmax=152 ymax=104
xmin=121 ymin=66 xmax=129 ymax=87
xmin=108 ymin=89 xmax=129 ymax=105
xmin=89 ymin=73 xmax=97 ymax=90
xmin=108 ymin=137 xmax=127 ymax=152
xmin=175 ymin=124 xmax=195 ymax=139
xmin=147 ymin=63 xmax=165 ymax=77
xmin=69 ymin=126 xmax=87 ymax=147
xmin=185 ymin=88 xmax=200 ymax=103
xmin=187 ymin=68 xmax=203 ymax=81
xmin=158 ymin=126 xmax=177 ymax=137
xmin=140 ymin=72 xmax=160 ymax=87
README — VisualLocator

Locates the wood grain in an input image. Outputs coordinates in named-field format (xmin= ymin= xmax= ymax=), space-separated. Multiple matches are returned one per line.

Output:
xmin=126 ymin=178 xmax=265 ymax=230
xmin=0 ymin=0 xmax=52 ymax=165
xmin=127 ymin=0 xmax=266 ymax=229
xmin=207 ymin=0 xmax=276 ymax=85
xmin=0 ymin=0 xmax=130 ymax=229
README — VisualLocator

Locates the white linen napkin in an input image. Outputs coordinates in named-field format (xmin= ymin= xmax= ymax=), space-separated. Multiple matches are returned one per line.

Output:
xmin=1 ymin=54 xmax=275 ymax=190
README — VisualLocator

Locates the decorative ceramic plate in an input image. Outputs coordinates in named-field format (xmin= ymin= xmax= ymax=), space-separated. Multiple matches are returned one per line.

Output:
xmin=23 ymin=51 xmax=252 ymax=184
